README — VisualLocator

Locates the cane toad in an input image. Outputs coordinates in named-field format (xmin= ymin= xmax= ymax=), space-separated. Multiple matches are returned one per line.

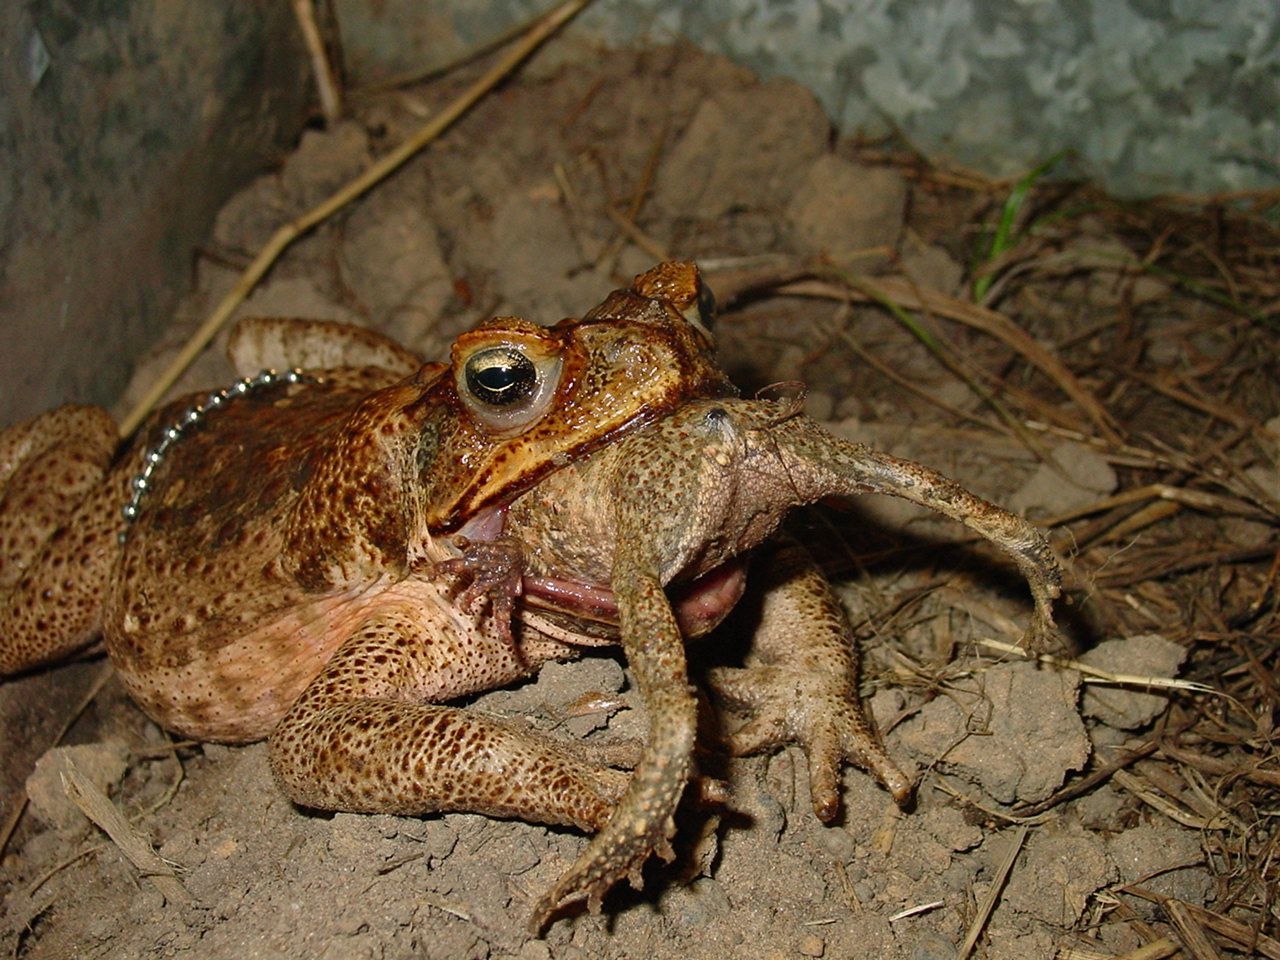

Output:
xmin=0 ymin=263 xmax=1061 ymax=930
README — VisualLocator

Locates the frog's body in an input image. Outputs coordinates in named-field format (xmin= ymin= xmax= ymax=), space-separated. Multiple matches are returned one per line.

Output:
xmin=0 ymin=263 xmax=1061 ymax=928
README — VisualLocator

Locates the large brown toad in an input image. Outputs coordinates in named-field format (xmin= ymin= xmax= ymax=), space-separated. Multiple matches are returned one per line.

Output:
xmin=0 ymin=262 xmax=1060 ymax=930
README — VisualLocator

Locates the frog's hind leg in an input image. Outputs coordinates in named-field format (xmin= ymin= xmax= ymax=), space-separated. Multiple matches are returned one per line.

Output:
xmin=267 ymin=610 xmax=628 ymax=833
xmin=226 ymin=317 xmax=424 ymax=380
xmin=0 ymin=405 xmax=121 ymax=674
xmin=708 ymin=535 xmax=915 ymax=818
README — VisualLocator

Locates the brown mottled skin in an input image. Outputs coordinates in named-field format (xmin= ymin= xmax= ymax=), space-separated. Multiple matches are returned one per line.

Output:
xmin=0 ymin=263 xmax=1062 ymax=931
xmin=503 ymin=393 xmax=1061 ymax=921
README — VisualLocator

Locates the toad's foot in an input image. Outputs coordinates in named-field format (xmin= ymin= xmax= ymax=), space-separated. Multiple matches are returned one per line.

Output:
xmin=710 ymin=661 xmax=914 ymax=817
xmin=709 ymin=539 xmax=914 ymax=819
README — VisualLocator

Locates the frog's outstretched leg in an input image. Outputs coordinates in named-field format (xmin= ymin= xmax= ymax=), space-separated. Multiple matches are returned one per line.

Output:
xmin=708 ymin=536 xmax=915 ymax=820
xmin=769 ymin=414 xmax=1062 ymax=650
xmin=0 ymin=406 xmax=122 ymax=675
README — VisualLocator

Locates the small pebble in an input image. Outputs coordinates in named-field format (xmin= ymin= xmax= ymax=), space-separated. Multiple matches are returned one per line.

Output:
xmin=518 ymin=941 xmax=552 ymax=960
xmin=798 ymin=933 xmax=825 ymax=957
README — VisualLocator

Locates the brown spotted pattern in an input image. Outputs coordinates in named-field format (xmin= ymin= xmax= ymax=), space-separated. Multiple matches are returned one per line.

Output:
xmin=503 ymin=395 xmax=1060 ymax=926
xmin=0 ymin=266 xmax=1061 ymax=932
xmin=0 ymin=405 xmax=122 ymax=674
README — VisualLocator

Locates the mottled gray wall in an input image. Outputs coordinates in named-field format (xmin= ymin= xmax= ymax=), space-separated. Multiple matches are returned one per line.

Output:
xmin=336 ymin=0 xmax=1279 ymax=197
xmin=0 ymin=3 xmax=310 ymax=428
xmin=2 ymin=0 xmax=1273 ymax=428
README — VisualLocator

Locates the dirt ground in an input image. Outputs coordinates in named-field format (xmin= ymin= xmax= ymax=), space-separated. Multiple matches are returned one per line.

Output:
xmin=2 ymin=41 xmax=1277 ymax=960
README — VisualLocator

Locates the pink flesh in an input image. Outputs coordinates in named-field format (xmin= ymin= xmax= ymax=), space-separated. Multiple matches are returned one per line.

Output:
xmin=668 ymin=557 xmax=748 ymax=637
xmin=455 ymin=503 xmax=750 ymax=637
xmin=523 ymin=576 xmax=618 ymax=622
xmin=454 ymin=504 xmax=507 ymax=541
xmin=522 ymin=558 xmax=748 ymax=638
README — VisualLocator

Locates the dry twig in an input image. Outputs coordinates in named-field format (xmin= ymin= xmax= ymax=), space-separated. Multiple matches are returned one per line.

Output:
xmin=60 ymin=759 xmax=191 ymax=906
xmin=291 ymin=0 xmax=342 ymax=122
xmin=119 ymin=0 xmax=594 ymax=436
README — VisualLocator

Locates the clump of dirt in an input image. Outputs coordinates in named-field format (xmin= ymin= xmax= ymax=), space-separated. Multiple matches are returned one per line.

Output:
xmin=2 ymin=40 xmax=1277 ymax=960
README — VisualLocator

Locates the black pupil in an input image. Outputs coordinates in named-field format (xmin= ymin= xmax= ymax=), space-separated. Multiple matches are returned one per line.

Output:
xmin=466 ymin=349 xmax=537 ymax=406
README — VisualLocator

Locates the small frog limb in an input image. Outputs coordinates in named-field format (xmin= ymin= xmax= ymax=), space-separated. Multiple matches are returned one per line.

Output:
xmin=267 ymin=608 xmax=628 ymax=829
xmin=433 ymin=536 xmax=526 ymax=651
xmin=708 ymin=536 xmax=914 ymax=819
xmin=773 ymin=416 xmax=1063 ymax=651
xmin=530 ymin=550 xmax=698 ymax=931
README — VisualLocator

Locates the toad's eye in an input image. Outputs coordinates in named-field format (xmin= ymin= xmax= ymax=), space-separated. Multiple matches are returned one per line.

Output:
xmin=465 ymin=348 xmax=538 ymax=407
xmin=453 ymin=329 xmax=564 ymax=436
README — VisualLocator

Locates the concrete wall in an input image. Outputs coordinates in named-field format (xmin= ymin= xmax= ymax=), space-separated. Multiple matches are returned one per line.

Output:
xmin=336 ymin=0 xmax=1280 ymax=197
xmin=4 ymin=0 xmax=1273 ymax=427
xmin=0 ymin=2 xmax=310 ymax=427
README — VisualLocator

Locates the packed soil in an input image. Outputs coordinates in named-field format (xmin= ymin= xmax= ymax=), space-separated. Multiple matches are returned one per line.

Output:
xmin=2 ymin=40 xmax=1277 ymax=960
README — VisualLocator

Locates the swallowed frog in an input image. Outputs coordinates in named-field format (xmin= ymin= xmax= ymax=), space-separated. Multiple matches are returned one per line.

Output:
xmin=0 ymin=262 xmax=1061 ymax=930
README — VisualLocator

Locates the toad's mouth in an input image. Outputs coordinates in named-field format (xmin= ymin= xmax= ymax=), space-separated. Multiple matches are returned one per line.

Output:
xmin=451 ymin=505 xmax=750 ymax=639
xmin=521 ymin=556 xmax=749 ymax=639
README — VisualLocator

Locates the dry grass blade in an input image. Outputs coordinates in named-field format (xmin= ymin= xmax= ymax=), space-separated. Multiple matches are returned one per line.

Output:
xmin=1112 ymin=769 xmax=1233 ymax=831
xmin=1109 ymin=940 xmax=1181 ymax=960
xmin=842 ymin=272 xmax=1057 ymax=462
xmin=59 ymin=758 xmax=191 ymax=906
xmin=291 ymin=0 xmax=341 ymax=122
xmin=1176 ymin=902 xmax=1280 ymax=960
xmin=1059 ymin=941 xmax=1181 ymax=960
xmin=1124 ymin=887 xmax=1280 ymax=959
xmin=1159 ymin=742 xmax=1280 ymax=790
xmin=118 ymin=0 xmax=595 ymax=437
xmin=837 ymin=324 xmax=1000 ymax=430
xmin=974 ymin=638 xmax=1225 ymax=700
xmin=1164 ymin=899 xmax=1228 ymax=960
xmin=1014 ymin=740 xmax=1161 ymax=818
xmin=775 ymin=275 xmax=1121 ymax=443
xmin=1038 ymin=482 xmax=1274 ymax=530
xmin=956 ymin=824 xmax=1028 ymax=960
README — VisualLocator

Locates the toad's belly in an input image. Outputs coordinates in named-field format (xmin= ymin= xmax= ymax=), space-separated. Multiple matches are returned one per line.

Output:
xmin=105 ymin=578 xmax=522 ymax=743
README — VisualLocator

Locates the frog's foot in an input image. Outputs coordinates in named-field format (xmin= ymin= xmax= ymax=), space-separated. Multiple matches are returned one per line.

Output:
xmin=529 ymin=562 xmax=699 ymax=934
xmin=708 ymin=664 xmax=915 ymax=818
xmin=528 ymin=755 xmax=684 ymax=933
xmin=434 ymin=536 xmax=525 ymax=647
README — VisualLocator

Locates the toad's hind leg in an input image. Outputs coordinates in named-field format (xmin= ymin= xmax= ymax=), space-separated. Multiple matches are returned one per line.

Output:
xmin=0 ymin=405 xmax=122 ymax=674
xmin=267 ymin=611 xmax=628 ymax=830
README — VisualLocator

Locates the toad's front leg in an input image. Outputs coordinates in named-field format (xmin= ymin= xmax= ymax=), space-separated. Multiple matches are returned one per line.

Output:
xmin=268 ymin=607 xmax=628 ymax=830
xmin=709 ymin=536 xmax=915 ymax=818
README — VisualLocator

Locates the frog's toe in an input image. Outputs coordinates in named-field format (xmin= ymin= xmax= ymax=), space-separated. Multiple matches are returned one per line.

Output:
xmin=708 ymin=664 xmax=914 ymax=817
xmin=528 ymin=806 xmax=677 ymax=933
